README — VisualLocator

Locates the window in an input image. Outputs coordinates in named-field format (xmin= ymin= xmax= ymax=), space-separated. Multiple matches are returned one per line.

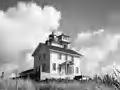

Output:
xmin=58 ymin=53 xmax=62 ymax=59
xmin=43 ymin=53 xmax=46 ymax=59
xmin=65 ymin=55 xmax=68 ymax=60
xmin=76 ymin=67 xmax=79 ymax=74
xmin=53 ymin=63 xmax=56 ymax=71
xmin=42 ymin=64 xmax=46 ymax=72
xmin=68 ymin=66 xmax=74 ymax=74
xmin=71 ymin=56 xmax=74 ymax=61
xmin=39 ymin=55 xmax=41 ymax=60
xmin=58 ymin=64 xmax=61 ymax=72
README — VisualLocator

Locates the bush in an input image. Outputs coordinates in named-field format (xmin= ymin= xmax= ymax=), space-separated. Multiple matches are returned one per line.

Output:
xmin=93 ymin=74 xmax=120 ymax=89
xmin=102 ymin=74 xmax=120 ymax=88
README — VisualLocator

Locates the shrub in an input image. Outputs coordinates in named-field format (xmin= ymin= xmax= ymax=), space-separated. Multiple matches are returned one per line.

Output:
xmin=93 ymin=74 xmax=120 ymax=89
xmin=102 ymin=74 xmax=120 ymax=88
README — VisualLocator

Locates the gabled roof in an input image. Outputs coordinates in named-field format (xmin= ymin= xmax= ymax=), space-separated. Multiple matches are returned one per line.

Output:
xmin=32 ymin=43 xmax=82 ymax=56
xmin=48 ymin=44 xmax=81 ymax=56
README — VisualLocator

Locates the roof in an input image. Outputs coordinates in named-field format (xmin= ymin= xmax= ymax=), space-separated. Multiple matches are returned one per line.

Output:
xmin=32 ymin=43 xmax=82 ymax=56
xmin=19 ymin=69 xmax=34 ymax=75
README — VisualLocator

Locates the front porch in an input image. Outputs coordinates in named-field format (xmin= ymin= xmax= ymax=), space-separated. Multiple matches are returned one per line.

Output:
xmin=42 ymin=60 xmax=74 ymax=79
xmin=19 ymin=60 xmax=75 ymax=80
xmin=58 ymin=60 xmax=74 ymax=75
xmin=40 ymin=60 xmax=75 ymax=80
xmin=41 ymin=72 xmax=75 ymax=80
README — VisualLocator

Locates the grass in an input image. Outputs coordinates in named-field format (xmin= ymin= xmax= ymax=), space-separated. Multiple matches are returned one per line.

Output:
xmin=0 ymin=78 xmax=36 ymax=90
xmin=35 ymin=80 xmax=116 ymax=90
xmin=0 ymin=74 xmax=119 ymax=90
xmin=34 ymin=75 xmax=119 ymax=90
xmin=93 ymin=74 xmax=120 ymax=89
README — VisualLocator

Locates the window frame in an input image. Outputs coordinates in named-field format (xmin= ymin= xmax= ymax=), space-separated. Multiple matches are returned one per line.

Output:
xmin=42 ymin=63 xmax=46 ymax=72
xmin=43 ymin=53 xmax=46 ymax=59
xmin=39 ymin=55 xmax=41 ymax=60
xmin=58 ymin=53 xmax=62 ymax=60
xmin=65 ymin=54 xmax=68 ymax=60
xmin=76 ymin=67 xmax=79 ymax=74
xmin=52 ymin=63 xmax=56 ymax=71
xmin=71 ymin=56 xmax=74 ymax=61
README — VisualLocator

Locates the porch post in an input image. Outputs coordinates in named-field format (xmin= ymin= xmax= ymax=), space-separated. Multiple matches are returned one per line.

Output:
xmin=39 ymin=65 xmax=42 ymax=81
xmin=65 ymin=62 xmax=67 ymax=75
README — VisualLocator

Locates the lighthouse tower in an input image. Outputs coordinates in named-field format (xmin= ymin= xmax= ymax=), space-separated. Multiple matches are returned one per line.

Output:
xmin=45 ymin=32 xmax=70 ymax=49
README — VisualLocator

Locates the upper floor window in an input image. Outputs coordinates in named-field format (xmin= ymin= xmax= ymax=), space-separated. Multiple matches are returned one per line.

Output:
xmin=58 ymin=53 xmax=62 ymax=59
xmin=65 ymin=54 xmax=68 ymax=60
xmin=53 ymin=63 xmax=56 ymax=71
xmin=71 ymin=56 xmax=74 ymax=61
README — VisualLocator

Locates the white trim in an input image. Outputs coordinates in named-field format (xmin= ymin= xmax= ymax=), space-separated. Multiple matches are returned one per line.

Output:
xmin=49 ymin=49 xmax=81 ymax=57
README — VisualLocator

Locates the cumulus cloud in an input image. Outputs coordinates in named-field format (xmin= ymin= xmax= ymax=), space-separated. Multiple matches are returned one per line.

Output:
xmin=74 ymin=29 xmax=120 ymax=76
xmin=0 ymin=2 xmax=61 ymax=76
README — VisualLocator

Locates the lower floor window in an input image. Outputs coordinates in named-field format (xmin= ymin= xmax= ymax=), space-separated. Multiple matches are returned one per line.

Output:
xmin=42 ymin=64 xmax=46 ymax=72
xmin=53 ymin=63 xmax=56 ymax=71
xmin=67 ymin=66 xmax=74 ymax=74
xmin=76 ymin=67 xmax=79 ymax=74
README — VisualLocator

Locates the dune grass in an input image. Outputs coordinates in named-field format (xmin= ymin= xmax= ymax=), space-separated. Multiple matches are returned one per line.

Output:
xmin=93 ymin=74 xmax=120 ymax=89
xmin=35 ymin=80 xmax=117 ymax=90
xmin=0 ymin=78 xmax=35 ymax=90
xmin=0 ymin=74 xmax=119 ymax=90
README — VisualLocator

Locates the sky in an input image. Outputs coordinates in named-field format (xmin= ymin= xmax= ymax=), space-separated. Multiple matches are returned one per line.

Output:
xmin=0 ymin=0 xmax=120 ymax=77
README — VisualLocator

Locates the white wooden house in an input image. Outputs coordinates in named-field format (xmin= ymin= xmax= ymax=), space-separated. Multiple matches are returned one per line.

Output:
xmin=32 ymin=32 xmax=82 ymax=80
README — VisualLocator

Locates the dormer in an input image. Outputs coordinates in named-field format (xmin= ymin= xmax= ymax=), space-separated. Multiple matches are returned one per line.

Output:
xmin=45 ymin=32 xmax=71 ymax=49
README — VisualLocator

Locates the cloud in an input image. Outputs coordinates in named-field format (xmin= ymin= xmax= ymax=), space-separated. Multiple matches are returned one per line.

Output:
xmin=0 ymin=2 xmax=61 ymax=76
xmin=74 ymin=29 xmax=120 ymax=76
xmin=74 ymin=29 xmax=105 ymax=48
